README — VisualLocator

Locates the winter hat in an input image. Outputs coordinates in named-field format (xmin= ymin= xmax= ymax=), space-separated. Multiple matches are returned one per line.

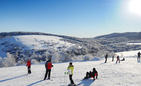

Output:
xmin=69 ymin=62 xmax=72 ymax=65
xmin=93 ymin=68 xmax=96 ymax=70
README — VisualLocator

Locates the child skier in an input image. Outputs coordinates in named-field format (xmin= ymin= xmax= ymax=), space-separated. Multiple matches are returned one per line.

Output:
xmin=26 ymin=59 xmax=31 ymax=74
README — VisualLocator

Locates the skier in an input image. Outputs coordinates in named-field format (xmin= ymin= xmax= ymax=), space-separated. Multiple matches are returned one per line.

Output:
xmin=44 ymin=58 xmax=53 ymax=80
xmin=137 ymin=51 xmax=141 ymax=62
xmin=92 ymin=68 xmax=98 ymax=80
xmin=67 ymin=62 xmax=76 ymax=86
xmin=26 ymin=59 xmax=31 ymax=74
xmin=116 ymin=55 xmax=120 ymax=64
xmin=104 ymin=53 xmax=108 ymax=63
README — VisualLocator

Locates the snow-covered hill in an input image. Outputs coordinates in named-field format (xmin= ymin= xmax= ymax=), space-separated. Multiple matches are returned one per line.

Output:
xmin=0 ymin=35 xmax=75 ymax=57
xmin=0 ymin=57 xmax=141 ymax=86
xmin=1 ymin=31 xmax=141 ymax=67
xmin=0 ymin=35 xmax=83 ymax=65
xmin=0 ymin=34 xmax=107 ymax=67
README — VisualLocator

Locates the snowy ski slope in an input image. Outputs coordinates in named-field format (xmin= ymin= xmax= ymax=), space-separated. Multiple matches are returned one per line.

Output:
xmin=0 ymin=57 xmax=141 ymax=86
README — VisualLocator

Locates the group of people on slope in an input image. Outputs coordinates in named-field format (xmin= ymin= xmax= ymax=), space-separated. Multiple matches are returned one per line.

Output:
xmin=104 ymin=53 xmax=125 ymax=64
xmin=104 ymin=51 xmax=141 ymax=64
xmin=67 ymin=62 xmax=98 ymax=86
xmin=26 ymin=58 xmax=76 ymax=85
xmin=26 ymin=57 xmax=53 ymax=80
xmin=26 ymin=57 xmax=98 ymax=86
xmin=25 ymin=51 xmax=141 ymax=85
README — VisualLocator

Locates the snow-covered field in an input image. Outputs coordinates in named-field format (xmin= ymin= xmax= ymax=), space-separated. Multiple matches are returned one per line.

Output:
xmin=0 ymin=57 xmax=141 ymax=86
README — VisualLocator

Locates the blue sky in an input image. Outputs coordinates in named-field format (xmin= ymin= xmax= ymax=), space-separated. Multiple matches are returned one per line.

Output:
xmin=0 ymin=0 xmax=141 ymax=37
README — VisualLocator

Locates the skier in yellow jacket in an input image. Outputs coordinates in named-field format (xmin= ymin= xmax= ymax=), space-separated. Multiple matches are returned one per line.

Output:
xmin=67 ymin=62 xmax=75 ymax=85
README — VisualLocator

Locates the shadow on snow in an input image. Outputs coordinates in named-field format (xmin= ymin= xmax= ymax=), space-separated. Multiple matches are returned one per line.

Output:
xmin=77 ymin=79 xmax=94 ymax=86
xmin=0 ymin=74 xmax=27 ymax=83
xmin=27 ymin=80 xmax=44 ymax=86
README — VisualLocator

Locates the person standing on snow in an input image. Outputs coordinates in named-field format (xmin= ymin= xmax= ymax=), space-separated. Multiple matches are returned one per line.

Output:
xmin=67 ymin=62 xmax=75 ymax=85
xmin=104 ymin=53 xmax=108 ymax=63
xmin=112 ymin=54 xmax=116 ymax=62
xmin=116 ymin=55 xmax=120 ymax=64
xmin=26 ymin=59 xmax=31 ymax=74
xmin=44 ymin=58 xmax=53 ymax=80
xmin=137 ymin=52 xmax=141 ymax=62
xmin=112 ymin=55 xmax=114 ymax=62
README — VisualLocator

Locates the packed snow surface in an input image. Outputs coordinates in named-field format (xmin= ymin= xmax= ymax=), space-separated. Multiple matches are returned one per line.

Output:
xmin=0 ymin=57 xmax=141 ymax=86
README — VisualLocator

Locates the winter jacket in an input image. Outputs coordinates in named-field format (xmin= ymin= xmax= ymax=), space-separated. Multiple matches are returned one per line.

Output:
xmin=105 ymin=54 xmax=108 ymax=58
xmin=47 ymin=62 xmax=52 ymax=70
xmin=67 ymin=65 xmax=74 ymax=75
xmin=45 ymin=61 xmax=53 ymax=70
xmin=92 ymin=68 xmax=98 ymax=77
xmin=138 ymin=52 xmax=141 ymax=57
xmin=26 ymin=60 xmax=31 ymax=67
xmin=117 ymin=56 xmax=120 ymax=60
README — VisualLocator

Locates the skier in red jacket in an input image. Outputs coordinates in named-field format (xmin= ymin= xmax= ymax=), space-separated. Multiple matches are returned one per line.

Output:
xmin=44 ymin=58 xmax=53 ymax=80
xmin=26 ymin=59 xmax=31 ymax=74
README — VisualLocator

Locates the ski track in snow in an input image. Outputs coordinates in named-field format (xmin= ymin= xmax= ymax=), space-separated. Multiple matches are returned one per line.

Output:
xmin=0 ymin=58 xmax=141 ymax=86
